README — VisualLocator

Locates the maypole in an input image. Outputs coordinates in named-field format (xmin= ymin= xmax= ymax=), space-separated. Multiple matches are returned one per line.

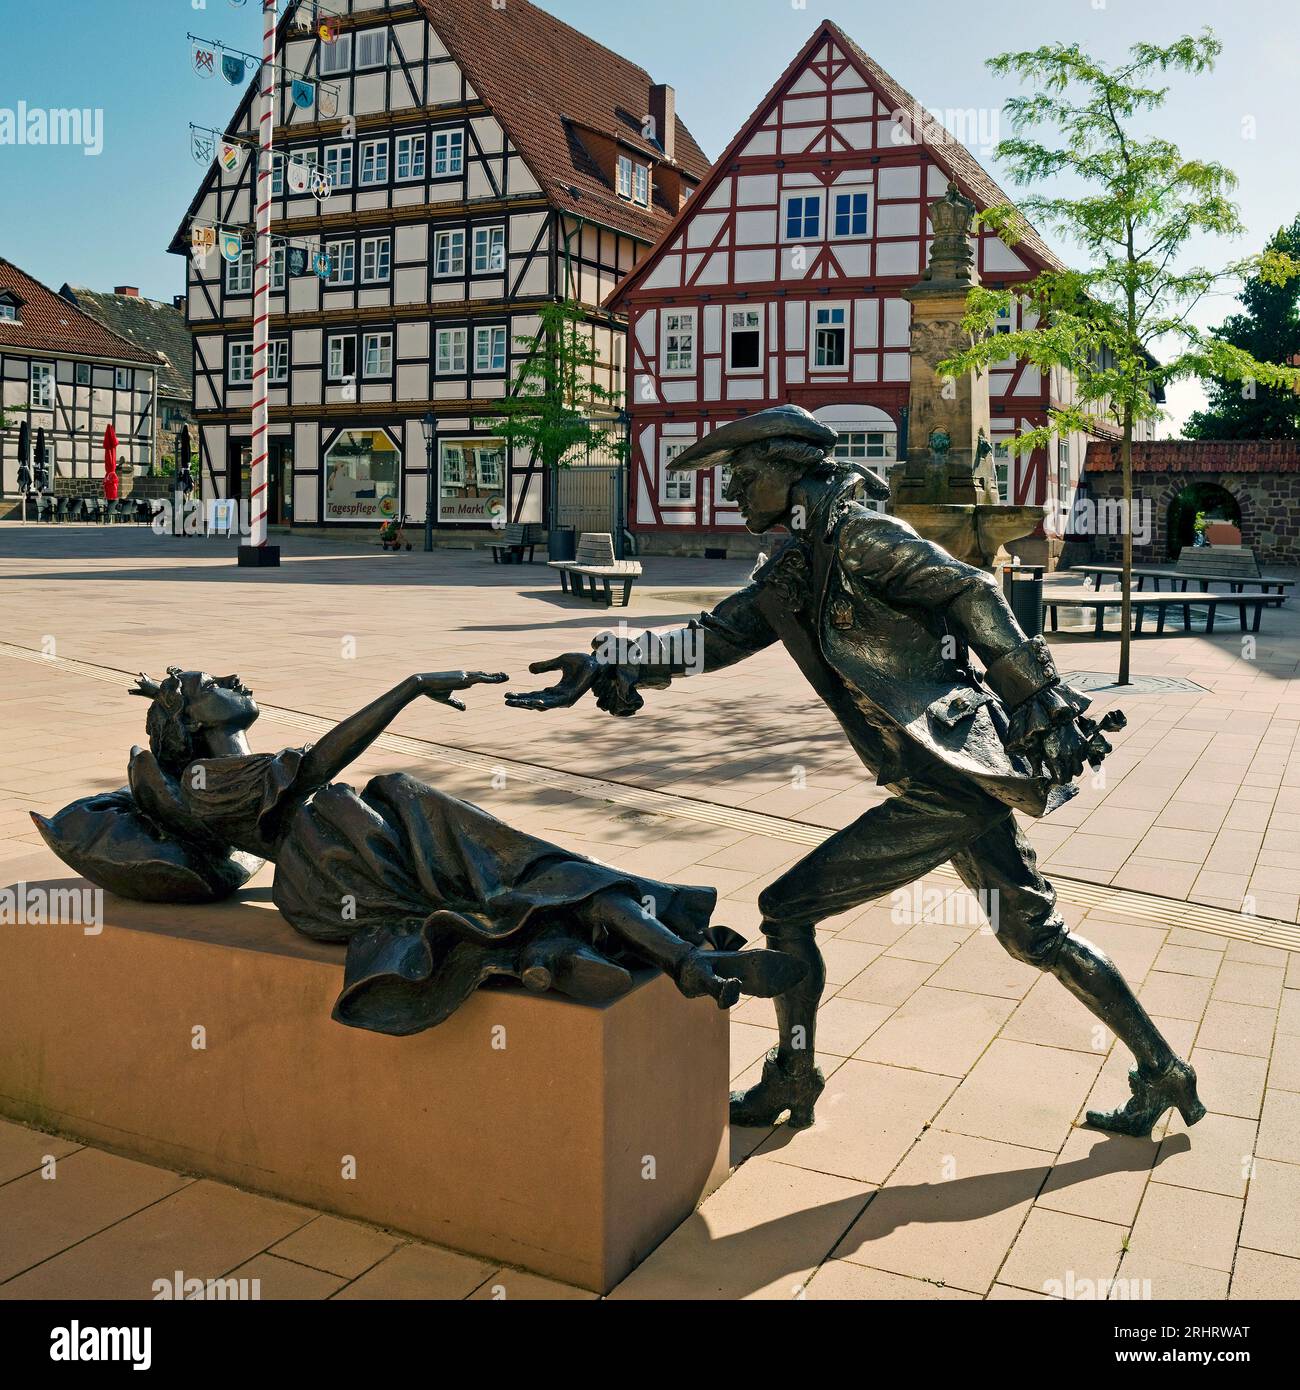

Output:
xmin=239 ymin=0 xmax=281 ymax=567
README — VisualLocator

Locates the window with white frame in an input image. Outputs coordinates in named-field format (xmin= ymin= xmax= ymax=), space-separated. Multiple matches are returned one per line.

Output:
xmin=993 ymin=441 xmax=1011 ymax=503
xmin=617 ymin=155 xmax=634 ymax=199
xmin=324 ymin=144 xmax=353 ymax=188
xmin=227 ymin=342 xmax=253 ymax=385
xmin=783 ymin=192 xmax=822 ymax=240
xmin=327 ymin=334 xmax=356 ymax=381
xmin=75 ymin=362 xmax=91 ymax=385
xmin=437 ymin=328 xmax=467 ymax=374
xmin=272 ymin=158 xmax=284 ymax=196
xmin=434 ymin=228 xmax=465 ymax=277
xmin=0 ymin=301 xmax=18 ymax=323
xmin=359 ymin=139 xmax=389 ymax=185
xmin=831 ymin=429 xmax=893 ymax=511
xmin=395 ymin=133 xmax=425 ymax=181
xmin=727 ymin=308 xmax=762 ymax=372
xmin=1057 ymin=436 xmax=1070 ymax=501
xmin=226 ymin=248 xmax=253 ymax=294
xmin=362 ymin=331 xmax=393 ymax=378
xmin=115 ymin=368 xmax=131 ymax=390
xmin=441 ymin=443 xmax=465 ymax=486
xmin=633 ymin=162 xmax=650 ymax=206
xmin=355 ymin=28 xmax=388 ymax=70
xmin=361 ymin=235 xmax=391 ymax=283
xmin=432 ymin=129 xmax=463 ymax=176
xmin=268 ymin=339 xmax=289 ymax=384
xmin=318 ymin=32 xmax=352 ymax=77
xmin=812 ymin=305 xmax=847 ymax=369
xmin=326 ymin=240 xmax=355 ymax=285
xmin=477 ymin=447 xmax=504 ymax=488
xmin=30 ymin=362 xmax=53 ymax=407
xmin=662 ymin=441 xmax=694 ymax=502
xmin=475 ymin=325 xmax=507 ymax=373
xmin=472 ymin=225 xmax=506 ymax=274
xmin=271 ymin=245 xmax=286 ymax=291
xmin=832 ymin=189 xmax=870 ymax=237
xmin=662 ymin=310 xmax=696 ymax=374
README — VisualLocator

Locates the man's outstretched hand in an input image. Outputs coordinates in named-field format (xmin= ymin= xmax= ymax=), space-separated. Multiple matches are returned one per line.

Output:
xmin=504 ymin=653 xmax=601 ymax=711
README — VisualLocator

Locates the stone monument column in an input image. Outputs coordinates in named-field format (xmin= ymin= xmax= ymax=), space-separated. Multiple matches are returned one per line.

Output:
xmin=890 ymin=181 xmax=1042 ymax=567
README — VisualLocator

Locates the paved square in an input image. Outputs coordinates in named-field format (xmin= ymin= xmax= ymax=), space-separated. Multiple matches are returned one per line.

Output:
xmin=1 ymin=527 xmax=1297 ymax=1299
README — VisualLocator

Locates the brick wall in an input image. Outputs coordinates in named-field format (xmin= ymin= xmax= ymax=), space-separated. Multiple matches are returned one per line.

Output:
xmin=1067 ymin=470 xmax=1300 ymax=568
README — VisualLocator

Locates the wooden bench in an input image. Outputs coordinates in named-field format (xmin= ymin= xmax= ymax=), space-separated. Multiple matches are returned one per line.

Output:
xmin=488 ymin=522 xmax=543 ymax=564
xmin=548 ymin=532 xmax=643 ymax=607
xmin=1044 ymin=589 xmax=1285 ymax=637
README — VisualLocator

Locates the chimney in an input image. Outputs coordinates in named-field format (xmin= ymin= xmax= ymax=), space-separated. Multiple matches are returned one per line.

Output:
xmin=114 ymin=286 xmax=139 ymax=298
xmin=649 ymin=84 xmax=675 ymax=162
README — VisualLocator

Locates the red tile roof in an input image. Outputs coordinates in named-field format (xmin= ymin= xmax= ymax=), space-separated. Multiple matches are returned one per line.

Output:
xmin=0 ymin=259 xmax=159 ymax=365
xmin=610 ymin=19 xmax=1065 ymax=309
xmin=418 ymin=0 xmax=711 ymax=241
xmin=1086 ymin=440 xmax=1300 ymax=473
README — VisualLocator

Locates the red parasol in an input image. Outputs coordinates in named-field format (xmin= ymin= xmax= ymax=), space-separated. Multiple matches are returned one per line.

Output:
xmin=102 ymin=424 xmax=119 ymax=502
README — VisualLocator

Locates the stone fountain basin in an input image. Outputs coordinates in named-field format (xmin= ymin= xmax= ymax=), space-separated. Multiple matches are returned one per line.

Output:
xmin=894 ymin=504 xmax=1044 ymax=567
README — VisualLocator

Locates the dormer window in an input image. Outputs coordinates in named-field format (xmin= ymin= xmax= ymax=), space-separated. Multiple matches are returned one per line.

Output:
xmin=617 ymin=154 xmax=650 ymax=207
xmin=0 ymin=293 xmax=20 ymax=323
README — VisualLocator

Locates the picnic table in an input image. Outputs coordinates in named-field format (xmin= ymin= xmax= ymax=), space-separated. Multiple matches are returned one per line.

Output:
xmin=1044 ymin=588 xmax=1285 ymax=636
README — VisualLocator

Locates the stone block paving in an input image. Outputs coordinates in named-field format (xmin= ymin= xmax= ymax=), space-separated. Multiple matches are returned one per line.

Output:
xmin=2 ymin=528 xmax=1299 ymax=1299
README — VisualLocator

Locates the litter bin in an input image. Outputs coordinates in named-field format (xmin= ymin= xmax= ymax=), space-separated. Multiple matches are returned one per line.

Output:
xmin=1002 ymin=563 xmax=1045 ymax=639
xmin=547 ymin=526 xmax=576 ymax=562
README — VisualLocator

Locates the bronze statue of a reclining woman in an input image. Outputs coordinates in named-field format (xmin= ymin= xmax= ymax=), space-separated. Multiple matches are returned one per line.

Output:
xmin=33 ymin=668 xmax=804 ymax=1035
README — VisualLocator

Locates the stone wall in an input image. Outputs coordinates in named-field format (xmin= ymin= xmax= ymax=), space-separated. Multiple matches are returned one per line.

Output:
xmin=1067 ymin=470 xmax=1300 ymax=569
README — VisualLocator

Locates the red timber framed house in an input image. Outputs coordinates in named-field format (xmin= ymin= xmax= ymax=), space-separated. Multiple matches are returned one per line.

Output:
xmin=609 ymin=19 xmax=1152 ymax=561
xmin=168 ymin=0 xmax=707 ymax=533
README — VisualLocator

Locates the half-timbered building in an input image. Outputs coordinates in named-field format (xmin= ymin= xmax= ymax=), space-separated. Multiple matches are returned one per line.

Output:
xmin=0 ymin=258 xmax=160 ymax=500
xmin=169 ymin=0 xmax=708 ymax=533
xmin=608 ymin=19 xmax=1154 ymax=561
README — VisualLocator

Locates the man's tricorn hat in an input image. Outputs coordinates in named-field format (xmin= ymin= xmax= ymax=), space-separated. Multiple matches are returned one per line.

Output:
xmin=665 ymin=405 xmax=838 ymax=472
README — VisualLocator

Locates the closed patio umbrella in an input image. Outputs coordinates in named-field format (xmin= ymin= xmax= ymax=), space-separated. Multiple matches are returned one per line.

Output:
xmin=103 ymin=424 xmax=120 ymax=505
xmin=34 ymin=427 xmax=48 ymax=490
xmin=177 ymin=428 xmax=193 ymax=494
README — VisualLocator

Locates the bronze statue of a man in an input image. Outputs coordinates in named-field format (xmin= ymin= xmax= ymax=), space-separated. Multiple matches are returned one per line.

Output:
xmin=509 ymin=405 xmax=1206 ymax=1139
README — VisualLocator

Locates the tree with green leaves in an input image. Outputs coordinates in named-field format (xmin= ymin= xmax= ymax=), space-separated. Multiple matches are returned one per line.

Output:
xmin=1185 ymin=215 xmax=1300 ymax=440
xmin=939 ymin=30 xmax=1300 ymax=684
xmin=478 ymin=299 xmax=627 ymax=481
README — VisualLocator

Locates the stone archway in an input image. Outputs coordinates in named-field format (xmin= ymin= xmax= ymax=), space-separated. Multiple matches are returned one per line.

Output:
xmin=1165 ymin=480 xmax=1242 ymax=559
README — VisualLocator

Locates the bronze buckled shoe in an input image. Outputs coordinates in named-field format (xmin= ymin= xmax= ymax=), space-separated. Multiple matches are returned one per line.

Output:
xmin=730 ymin=1048 xmax=825 ymax=1129
xmin=1085 ymin=1058 xmax=1206 ymax=1139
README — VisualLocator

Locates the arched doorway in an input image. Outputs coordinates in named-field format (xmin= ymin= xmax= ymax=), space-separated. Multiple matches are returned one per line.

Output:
xmin=1165 ymin=481 xmax=1241 ymax=559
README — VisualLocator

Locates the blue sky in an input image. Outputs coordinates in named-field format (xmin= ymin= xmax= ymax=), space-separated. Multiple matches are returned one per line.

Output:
xmin=1 ymin=0 xmax=1297 ymax=429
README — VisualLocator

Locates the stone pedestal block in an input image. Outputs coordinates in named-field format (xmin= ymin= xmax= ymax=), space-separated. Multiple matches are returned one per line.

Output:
xmin=0 ymin=882 xmax=731 ymax=1293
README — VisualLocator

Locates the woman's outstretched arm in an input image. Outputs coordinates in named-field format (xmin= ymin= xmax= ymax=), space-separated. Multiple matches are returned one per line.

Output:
xmin=296 ymin=671 xmax=506 ymax=791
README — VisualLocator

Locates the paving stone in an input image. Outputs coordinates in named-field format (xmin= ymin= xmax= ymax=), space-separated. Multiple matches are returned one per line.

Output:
xmin=1036 ymin=1127 xmax=1158 ymax=1227
xmin=608 ymin=1158 xmax=872 ymax=1301
xmin=1127 ymin=1184 xmax=1243 ymax=1273
xmin=1137 ymin=970 xmax=1214 ymax=1022
xmin=998 ymin=1207 xmax=1126 ymax=1298
xmin=0 ymin=1178 xmax=312 ymax=1299
xmin=1196 ymin=1000 xmax=1278 ymax=1058
xmin=832 ymin=1128 xmax=1053 ymax=1296
xmin=468 ymin=1269 xmax=598 ymax=1300
xmin=1255 ymin=1088 xmax=1300 ymax=1163
xmin=801 ymin=1259 xmax=977 ymax=1300
xmin=1189 ymin=1047 xmax=1270 ymax=1119
xmin=1151 ymin=1112 xmax=1257 ymax=1199
xmin=836 ymin=954 xmax=936 ymax=1007
xmin=853 ymin=986 xmax=1014 ymax=1077
xmin=332 ymin=1243 xmax=497 ymax=1300
xmin=1240 ymin=1159 xmax=1300 ymax=1259
xmin=222 ymin=1252 xmax=346 ymax=1300
xmin=1113 ymin=1252 xmax=1230 ymax=1300
xmin=935 ymin=1039 xmax=1102 ymax=1152
xmin=0 ymin=1119 xmax=80 ymax=1187
xmin=1211 ymin=961 xmax=1286 ymax=1009
xmin=753 ymin=1059 xmax=957 ymax=1185
xmin=1229 ymin=1248 xmax=1300 ymax=1300
xmin=0 ymin=1148 xmax=191 ymax=1285
xmin=269 ymin=1215 xmax=404 ymax=1280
